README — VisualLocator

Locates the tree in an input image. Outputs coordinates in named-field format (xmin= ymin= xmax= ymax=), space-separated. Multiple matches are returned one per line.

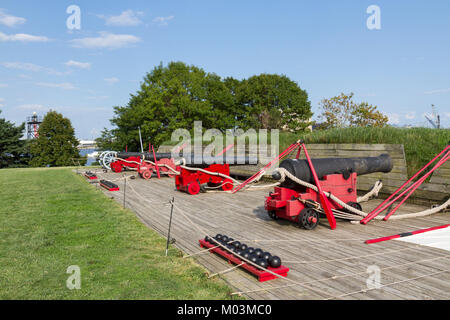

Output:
xmin=110 ymin=62 xmax=238 ymax=149
xmin=30 ymin=111 xmax=84 ymax=167
xmin=238 ymin=74 xmax=313 ymax=130
xmin=318 ymin=92 xmax=388 ymax=129
xmin=0 ymin=110 xmax=29 ymax=168
xmin=107 ymin=62 xmax=314 ymax=150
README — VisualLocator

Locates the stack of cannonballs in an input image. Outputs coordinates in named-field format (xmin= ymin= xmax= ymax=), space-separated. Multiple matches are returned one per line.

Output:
xmin=204 ymin=234 xmax=282 ymax=270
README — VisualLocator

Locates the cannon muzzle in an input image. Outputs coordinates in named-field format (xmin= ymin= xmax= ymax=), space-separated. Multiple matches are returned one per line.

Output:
xmin=273 ymin=154 xmax=393 ymax=188
xmin=116 ymin=152 xmax=258 ymax=167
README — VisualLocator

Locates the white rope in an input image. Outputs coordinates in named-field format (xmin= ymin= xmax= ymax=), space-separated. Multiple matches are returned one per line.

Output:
xmin=209 ymin=263 xmax=245 ymax=278
xmin=231 ymin=252 xmax=450 ymax=297
xmin=274 ymin=168 xmax=450 ymax=221
xmin=357 ymin=180 xmax=383 ymax=203
xmin=171 ymin=203 xmax=338 ymax=299
xmin=326 ymin=268 xmax=450 ymax=300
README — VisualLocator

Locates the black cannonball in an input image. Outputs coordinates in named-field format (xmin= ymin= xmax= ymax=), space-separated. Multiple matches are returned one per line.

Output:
xmin=261 ymin=251 xmax=272 ymax=262
xmin=235 ymin=249 xmax=243 ymax=256
xmin=254 ymin=248 xmax=263 ymax=258
xmin=247 ymin=247 xmax=255 ymax=255
xmin=215 ymin=234 xmax=222 ymax=241
xmin=257 ymin=258 xmax=268 ymax=269
xmin=249 ymin=254 xmax=259 ymax=264
xmin=227 ymin=237 xmax=234 ymax=244
xmin=204 ymin=236 xmax=210 ymax=243
xmin=243 ymin=251 xmax=251 ymax=259
xmin=240 ymin=244 xmax=248 ymax=252
xmin=269 ymin=256 xmax=282 ymax=268
xmin=221 ymin=235 xmax=229 ymax=243
xmin=232 ymin=241 xmax=241 ymax=249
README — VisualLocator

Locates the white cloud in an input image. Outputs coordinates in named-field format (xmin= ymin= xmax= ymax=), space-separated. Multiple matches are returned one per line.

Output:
xmin=0 ymin=9 xmax=26 ymax=27
xmin=0 ymin=83 xmax=8 ymax=87
xmin=65 ymin=60 xmax=91 ymax=69
xmin=98 ymin=10 xmax=143 ymax=26
xmin=387 ymin=113 xmax=400 ymax=124
xmin=153 ymin=15 xmax=174 ymax=26
xmin=405 ymin=111 xmax=416 ymax=120
xmin=18 ymin=74 xmax=32 ymax=79
xmin=70 ymin=32 xmax=141 ymax=49
xmin=1 ymin=62 xmax=66 ymax=75
xmin=35 ymin=82 xmax=76 ymax=90
xmin=1 ymin=62 xmax=43 ymax=71
xmin=424 ymin=88 xmax=450 ymax=95
xmin=104 ymin=77 xmax=119 ymax=84
xmin=17 ymin=104 xmax=47 ymax=111
xmin=0 ymin=32 xmax=49 ymax=42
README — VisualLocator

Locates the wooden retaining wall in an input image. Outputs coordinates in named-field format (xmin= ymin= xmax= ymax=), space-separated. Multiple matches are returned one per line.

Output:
xmin=416 ymin=158 xmax=450 ymax=203
xmin=158 ymin=144 xmax=448 ymax=204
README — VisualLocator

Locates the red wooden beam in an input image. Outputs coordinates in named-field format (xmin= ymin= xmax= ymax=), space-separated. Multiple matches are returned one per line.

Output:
xmin=366 ymin=224 xmax=450 ymax=244
xmin=301 ymin=143 xmax=336 ymax=230
xmin=361 ymin=145 xmax=450 ymax=224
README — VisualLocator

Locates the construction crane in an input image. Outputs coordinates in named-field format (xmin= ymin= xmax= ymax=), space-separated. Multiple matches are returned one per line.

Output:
xmin=424 ymin=104 xmax=441 ymax=129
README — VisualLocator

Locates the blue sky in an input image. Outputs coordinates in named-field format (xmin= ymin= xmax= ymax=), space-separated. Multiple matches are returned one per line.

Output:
xmin=0 ymin=0 xmax=449 ymax=139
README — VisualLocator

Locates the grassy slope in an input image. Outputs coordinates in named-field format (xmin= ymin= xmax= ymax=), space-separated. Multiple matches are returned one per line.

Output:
xmin=284 ymin=127 xmax=450 ymax=177
xmin=162 ymin=127 xmax=449 ymax=177
xmin=0 ymin=167 xmax=235 ymax=299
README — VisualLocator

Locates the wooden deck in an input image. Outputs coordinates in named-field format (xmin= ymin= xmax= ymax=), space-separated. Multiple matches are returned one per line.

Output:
xmin=91 ymin=171 xmax=450 ymax=300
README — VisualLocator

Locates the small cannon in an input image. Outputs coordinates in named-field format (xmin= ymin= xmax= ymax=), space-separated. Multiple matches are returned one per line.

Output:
xmin=109 ymin=151 xmax=178 ymax=179
xmin=175 ymin=156 xmax=258 ymax=195
xmin=266 ymin=153 xmax=393 ymax=230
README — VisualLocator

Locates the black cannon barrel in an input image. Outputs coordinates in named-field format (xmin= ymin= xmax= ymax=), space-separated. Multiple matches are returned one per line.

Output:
xmin=117 ymin=152 xmax=173 ymax=161
xmin=273 ymin=154 xmax=393 ymax=188
xmin=183 ymin=155 xmax=258 ymax=167
xmin=116 ymin=152 xmax=258 ymax=167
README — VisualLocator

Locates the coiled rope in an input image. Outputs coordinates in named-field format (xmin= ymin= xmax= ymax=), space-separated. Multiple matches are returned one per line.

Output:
xmin=273 ymin=167 xmax=450 ymax=221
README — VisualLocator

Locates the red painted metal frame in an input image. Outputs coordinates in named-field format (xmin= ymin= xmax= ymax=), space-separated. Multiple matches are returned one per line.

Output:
xmin=265 ymin=173 xmax=355 ymax=228
xmin=383 ymin=151 xmax=449 ymax=220
xmin=300 ymin=143 xmax=337 ymax=229
xmin=99 ymin=180 xmax=120 ymax=191
xmin=175 ymin=164 xmax=233 ymax=195
xmin=151 ymin=144 xmax=161 ymax=179
xmin=199 ymin=239 xmax=289 ymax=282
xmin=361 ymin=145 xmax=450 ymax=224
xmin=366 ymin=224 xmax=450 ymax=244
xmin=84 ymin=172 xmax=98 ymax=180
xmin=231 ymin=140 xmax=302 ymax=193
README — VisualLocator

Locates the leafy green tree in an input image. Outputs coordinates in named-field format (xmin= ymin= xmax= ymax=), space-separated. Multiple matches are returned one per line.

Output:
xmin=318 ymin=92 xmax=388 ymax=129
xmin=110 ymin=62 xmax=238 ymax=149
xmin=30 ymin=111 xmax=85 ymax=167
xmin=95 ymin=128 xmax=122 ymax=151
xmin=238 ymin=74 xmax=313 ymax=130
xmin=0 ymin=110 xmax=29 ymax=168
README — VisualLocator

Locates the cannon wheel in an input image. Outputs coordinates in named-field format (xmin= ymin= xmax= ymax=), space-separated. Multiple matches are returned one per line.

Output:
xmin=187 ymin=182 xmax=200 ymax=195
xmin=101 ymin=151 xmax=117 ymax=170
xmin=346 ymin=201 xmax=362 ymax=212
xmin=141 ymin=169 xmax=153 ymax=180
xmin=221 ymin=179 xmax=234 ymax=192
xmin=298 ymin=208 xmax=320 ymax=230
xmin=268 ymin=210 xmax=278 ymax=220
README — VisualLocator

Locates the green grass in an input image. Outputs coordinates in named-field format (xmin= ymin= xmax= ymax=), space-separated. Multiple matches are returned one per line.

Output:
xmin=284 ymin=127 xmax=450 ymax=177
xmin=161 ymin=127 xmax=449 ymax=177
xmin=0 ymin=167 xmax=237 ymax=299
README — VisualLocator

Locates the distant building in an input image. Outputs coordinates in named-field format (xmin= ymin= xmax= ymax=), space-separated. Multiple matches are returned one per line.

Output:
xmin=77 ymin=140 xmax=98 ymax=149
xmin=26 ymin=112 xmax=43 ymax=139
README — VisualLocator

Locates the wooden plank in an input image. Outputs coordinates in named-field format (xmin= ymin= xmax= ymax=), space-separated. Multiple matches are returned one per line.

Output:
xmin=90 ymin=170 xmax=450 ymax=300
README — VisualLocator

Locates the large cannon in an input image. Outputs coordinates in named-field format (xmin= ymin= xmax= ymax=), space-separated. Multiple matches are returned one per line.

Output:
xmin=272 ymin=154 xmax=393 ymax=188
xmin=265 ymin=153 xmax=393 ymax=230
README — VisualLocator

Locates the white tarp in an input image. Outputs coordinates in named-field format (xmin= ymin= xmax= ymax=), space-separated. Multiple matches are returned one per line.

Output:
xmin=395 ymin=226 xmax=450 ymax=252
